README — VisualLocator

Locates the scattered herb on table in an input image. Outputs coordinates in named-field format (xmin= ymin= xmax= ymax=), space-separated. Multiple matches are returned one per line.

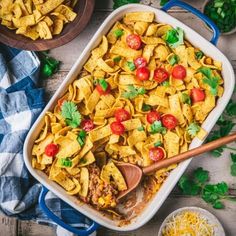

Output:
xmin=198 ymin=67 xmax=220 ymax=96
xmin=160 ymin=0 xmax=170 ymax=6
xmin=113 ymin=0 xmax=140 ymax=9
xmin=150 ymin=121 xmax=167 ymax=134
xmin=204 ymin=0 xmax=236 ymax=33
xmin=178 ymin=167 xmax=236 ymax=209
xmin=122 ymin=85 xmax=146 ymax=99
xmin=61 ymin=101 xmax=82 ymax=128
xmin=38 ymin=51 xmax=60 ymax=79
xmin=230 ymin=153 xmax=236 ymax=176
xmin=163 ymin=27 xmax=184 ymax=48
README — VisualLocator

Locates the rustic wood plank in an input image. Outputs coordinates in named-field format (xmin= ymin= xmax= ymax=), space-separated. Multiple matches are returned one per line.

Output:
xmin=0 ymin=215 xmax=17 ymax=236
xmin=97 ymin=195 xmax=236 ymax=236
xmin=18 ymin=221 xmax=56 ymax=236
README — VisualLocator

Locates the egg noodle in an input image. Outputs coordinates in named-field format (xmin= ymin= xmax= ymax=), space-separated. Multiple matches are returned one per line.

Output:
xmin=32 ymin=11 xmax=224 ymax=220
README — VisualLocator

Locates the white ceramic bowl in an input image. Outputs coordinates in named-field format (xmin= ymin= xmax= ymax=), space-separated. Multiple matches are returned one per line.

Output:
xmin=23 ymin=4 xmax=235 ymax=232
xmin=158 ymin=207 xmax=225 ymax=236
xmin=202 ymin=0 xmax=236 ymax=35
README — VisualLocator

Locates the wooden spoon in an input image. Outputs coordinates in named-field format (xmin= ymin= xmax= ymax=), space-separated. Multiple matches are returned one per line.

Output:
xmin=117 ymin=132 xmax=236 ymax=200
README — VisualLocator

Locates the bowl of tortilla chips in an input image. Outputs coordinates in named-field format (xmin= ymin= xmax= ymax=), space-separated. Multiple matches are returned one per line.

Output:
xmin=0 ymin=0 xmax=95 ymax=51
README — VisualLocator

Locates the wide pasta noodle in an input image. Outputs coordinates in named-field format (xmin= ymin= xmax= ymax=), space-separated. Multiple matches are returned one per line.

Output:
xmin=32 ymin=11 xmax=224 ymax=222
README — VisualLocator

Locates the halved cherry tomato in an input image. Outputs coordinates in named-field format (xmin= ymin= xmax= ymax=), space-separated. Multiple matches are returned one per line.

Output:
xmin=110 ymin=121 xmax=125 ymax=135
xmin=162 ymin=114 xmax=178 ymax=129
xmin=136 ymin=67 xmax=150 ymax=81
xmin=146 ymin=111 xmax=161 ymax=124
xmin=191 ymin=88 xmax=205 ymax=103
xmin=172 ymin=65 xmax=186 ymax=80
xmin=126 ymin=34 xmax=142 ymax=50
xmin=96 ymin=84 xmax=111 ymax=95
xmin=134 ymin=57 xmax=147 ymax=68
xmin=45 ymin=143 xmax=59 ymax=157
xmin=149 ymin=147 xmax=165 ymax=162
xmin=81 ymin=119 xmax=94 ymax=131
xmin=115 ymin=108 xmax=131 ymax=122
xmin=154 ymin=68 xmax=169 ymax=83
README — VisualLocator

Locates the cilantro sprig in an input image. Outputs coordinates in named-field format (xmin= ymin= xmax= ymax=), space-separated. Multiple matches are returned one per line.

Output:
xmin=187 ymin=123 xmax=200 ymax=137
xmin=150 ymin=121 xmax=167 ymax=134
xmin=113 ymin=0 xmax=139 ymax=9
xmin=198 ymin=67 xmax=220 ymax=96
xmin=178 ymin=167 xmax=236 ymax=209
xmin=122 ymin=85 xmax=146 ymax=99
xmin=38 ymin=51 xmax=60 ymax=79
xmin=230 ymin=153 xmax=236 ymax=176
xmin=61 ymin=101 xmax=82 ymax=128
xmin=163 ymin=27 xmax=184 ymax=48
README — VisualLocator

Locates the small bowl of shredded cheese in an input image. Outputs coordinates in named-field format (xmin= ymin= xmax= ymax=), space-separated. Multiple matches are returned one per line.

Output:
xmin=158 ymin=207 xmax=225 ymax=236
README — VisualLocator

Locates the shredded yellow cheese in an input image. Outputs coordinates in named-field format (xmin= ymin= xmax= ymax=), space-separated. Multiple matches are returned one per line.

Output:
xmin=162 ymin=211 xmax=214 ymax=236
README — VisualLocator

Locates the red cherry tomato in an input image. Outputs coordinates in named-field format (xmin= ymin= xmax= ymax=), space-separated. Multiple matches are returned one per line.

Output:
xmin=172 ymin=65 xmax=186 ymax=80
xmin=45 ymin=143 xmax=59 ymax=157
xmin=134 ymin=57 xmax=147 ymax=68
xmin=162 ymin=114 xmax=178 ymax=129
xmin=58 ymin=98 xmax=66 ymax=108
xmin=81 ymin=119 xmax=94 ymax=132
xmin=110 ymin=121 xmax=125 ymax=135
xmin=136 ymin=67 xmax=150 ymax=81
xmin=154 ymin=68 xmax=169 ymax=83
xmin=146 ymin=111 xmax=161 ymax=124
xmin=126 ymin=34 xmax=142 ymax=50
xmin=115 ymin=108 xmax=131 ymax=122
xmin=191 ymin=88 xmax=206 ymax=103
xmin=96 ymin=84 xmax=111 ymax=95
xmin=149 ymin=147 xmax=165 ymax=162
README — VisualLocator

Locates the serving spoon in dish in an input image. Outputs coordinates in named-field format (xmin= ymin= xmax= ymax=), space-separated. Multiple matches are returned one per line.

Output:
xmin=117 ymin=132 xmax=236 ymax=200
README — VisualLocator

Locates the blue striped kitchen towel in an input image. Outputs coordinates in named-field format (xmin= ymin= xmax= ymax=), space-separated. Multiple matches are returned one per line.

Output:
xmin=0 ymin=44 xmax=96 ymax=236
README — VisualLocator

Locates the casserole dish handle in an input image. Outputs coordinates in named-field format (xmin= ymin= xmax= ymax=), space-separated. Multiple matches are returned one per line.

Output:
xmin=39 ymin=186 xmax=99 ymax=236
xmin=162 ymin=0 xmax=220 ymax=45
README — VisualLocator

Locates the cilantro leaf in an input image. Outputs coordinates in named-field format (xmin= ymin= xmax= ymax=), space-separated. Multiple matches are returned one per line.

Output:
xmin=122 ymin=85 xmax=146 ymax=99
xmin=198 ymin=67 xmax=220 ymax=96
xmin=164 ymin=27 xmax=184 ymax=48
xmin=113 ymin=0 xmax=139 ymax=9
xmin=150 ymin=121 xmax=167 ymax=134
xmin=178 ymin=175 xmax=201 ymax=195
xmin=187 ymin=123 xmax=200 ymax=137
xmin=193 ymin=167 xmax=209 ymax=184
xmin=231 ymin=163 xmax=236 ymax=176
xmin=182 ymin=93 xmax=191 ymax=105
xmin=61 ymin=101 xmax=82 ymax=128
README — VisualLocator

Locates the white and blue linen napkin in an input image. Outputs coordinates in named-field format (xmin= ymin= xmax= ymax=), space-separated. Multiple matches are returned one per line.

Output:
xmin=0 ymin=44 xmax=96 ymax=235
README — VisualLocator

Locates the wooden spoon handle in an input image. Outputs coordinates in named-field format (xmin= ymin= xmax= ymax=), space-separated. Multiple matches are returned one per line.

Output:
xmin=142 ymin=132 xmax=236 ymax=175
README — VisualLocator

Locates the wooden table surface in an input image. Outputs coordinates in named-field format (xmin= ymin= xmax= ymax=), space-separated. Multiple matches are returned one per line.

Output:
xmin=1 ymin=0 xmax=236 ymax=235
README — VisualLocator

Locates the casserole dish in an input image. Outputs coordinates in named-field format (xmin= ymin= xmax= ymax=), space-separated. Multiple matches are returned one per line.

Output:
xmin=23 ymin=0 xmax=235 ymax=234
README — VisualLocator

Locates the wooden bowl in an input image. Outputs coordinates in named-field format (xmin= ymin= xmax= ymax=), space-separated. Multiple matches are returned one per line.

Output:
xmin=0 ymin=0 xmax=95 ymax=51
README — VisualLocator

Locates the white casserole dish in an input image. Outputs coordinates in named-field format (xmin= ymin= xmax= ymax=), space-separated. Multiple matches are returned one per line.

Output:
xmin=23 ymin=3 xmax=235 ymax=232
